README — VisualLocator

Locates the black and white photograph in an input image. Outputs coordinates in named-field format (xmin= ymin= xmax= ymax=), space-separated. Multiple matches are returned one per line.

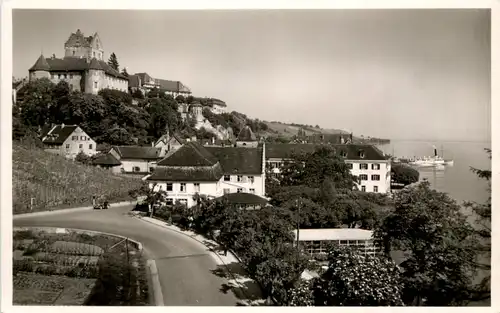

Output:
xmin=1 ymin=0 xmax=496 ymax=310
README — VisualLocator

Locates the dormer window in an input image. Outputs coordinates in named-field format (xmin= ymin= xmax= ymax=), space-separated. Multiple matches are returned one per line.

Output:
xmin=359 ymin=150 xmax=365 ymax=158
xmin=340 ymin=150 xmax=347 ymax=158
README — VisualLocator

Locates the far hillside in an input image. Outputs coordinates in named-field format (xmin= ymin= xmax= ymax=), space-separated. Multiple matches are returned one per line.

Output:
xmin=12 ymin=139 xmax=146 ymax=214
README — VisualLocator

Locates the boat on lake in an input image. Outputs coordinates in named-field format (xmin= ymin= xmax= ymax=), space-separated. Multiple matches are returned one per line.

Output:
xmin=408 ymin=145 xmax=454 ymax=167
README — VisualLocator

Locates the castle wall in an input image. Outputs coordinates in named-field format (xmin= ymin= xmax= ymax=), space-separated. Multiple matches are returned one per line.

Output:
xmin=29 ymin=71 xmax=50 ymax=80
xmin=85 ymin=69 xmax=106 ymax=94
xmin=49 ymin=72 xmax=83 ymax=92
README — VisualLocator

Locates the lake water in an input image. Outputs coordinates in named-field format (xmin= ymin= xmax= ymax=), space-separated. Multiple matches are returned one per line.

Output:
xmin=379 ymin=140 xmax=491 ymax=204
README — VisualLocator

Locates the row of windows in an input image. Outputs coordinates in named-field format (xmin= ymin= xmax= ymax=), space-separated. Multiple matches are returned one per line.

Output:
xmin=358 ymin=174 xmax=381 ymax=181
xmin=52 ymin=73 xmax=77 ymax=80
xmin=72 ymin=136 xmax=91 ymax=141
xmin=223 ymin=175 xmax=255 ymax=183
xmin=224 ymin=188 xmax=255 ymax=194
xmin=66 ymin=143 xmax=92 ymax=149
xmin=159 ymin=183 xmax=200 ymax=193
xmin=347 ymin=163 xmax=381 ymax=170
xmin=300 ymin=239 xmax=378 ymax=257
xmin=361 ymin=185 xmax=378 ymax=192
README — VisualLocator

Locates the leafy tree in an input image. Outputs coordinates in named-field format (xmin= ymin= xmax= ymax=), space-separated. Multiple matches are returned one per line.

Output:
xmin=146 ymin=183 xmax=169 ymax=218
xmin=131 ymin=88 xmax=144 ymax=99
xmin=147 ymin=97 xmax=180 ymax=139
xmin=186 ymin=95 xmax=195 ymax=104
xmin=374 ymin=181 xmax=478 ymax=306
xmin=75 ymin=151 xmax=92 ymax=165
xmin=312 ymin=244 xmax=404 ymax=306
xmin=107 ymin=52 xmax=119 ymax=71
xmin=288 ymin=279 xmax=314 ymax=306
xmin=391 ymin=164 xmax=420 ymax=186
xmin=19 ymin=78 xmax=55 ymax=129
xmin=175 ymin=95 xmax=186 ymax=103
xmin=121 ymin=67 xmax=129 ymax=77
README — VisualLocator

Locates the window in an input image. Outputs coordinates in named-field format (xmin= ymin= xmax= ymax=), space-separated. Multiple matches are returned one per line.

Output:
xmin=166 ymin=198 xmax=173 ymax=205
xmin=223 ymin=188 xmax=230 ymax=194
xmin=80 ymin=136 xmax=85 ymax=140
xmin=371 ymin=174 xmax=380 ymax=181
xmin=94 ymin=82 xmax=98 ymax=88
xmin=248 ymin=176 xmax=255 ymax=183
xmin=249 ymin=188 xmax=255 ymax=194
xmin=340 ymin=150 xmax=347 ymax=158
xmin=78 ymin=144 xmax=83 ymax=149
xmin=347 ymin=163 xmax=353 ymax=169
xmin=58 ymin=74 xmax=62 ymax=79
xmin=65 ymin=144 xmax=70 ymax=149
xmin=149 ymin=167 xmax=154 ymax=173
xmin=237 ymin=188 xmax=243 ymax=193
xmin=194 ymin=183 xmax=200 ymax=193
xmin=180 ymin=183 xmax=186 ymax=192
xmin=372 ymin=163 xmax=380 ymax=170
xmin=133 ymin=166 xmax=140 ymax=172
xmin=72 ymin=51 xmax=75 ymax=56
xmin=166 ymin=183 xmax=173 ymax=191
xmin=373 ymin=186 xmax=379 ymax=193
xmin=72 ymin=136 xmax=78 ymax=141
xmin=237 ymin=175 xmax=243 ymax=182
xmin=359 ymin=150 xmax=365 ymax=158
xmin=89 ymin=144 xmax=93 ymax=149
xmin=360 ymin=163 xmax=368 ymax=170
xmin=224 ymin=175 xmax=230 ymax=181
xmin=361 ymin=186 xmax=366 ymax=192
xmin=359 ymin=174 xmax=368 ymax=181
xmin=64 ymin=74 xmax=67 ymax=79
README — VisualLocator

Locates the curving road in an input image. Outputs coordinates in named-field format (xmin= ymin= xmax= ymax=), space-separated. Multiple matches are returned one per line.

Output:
xmin=13 ymin=205 xmax=239 ymax=306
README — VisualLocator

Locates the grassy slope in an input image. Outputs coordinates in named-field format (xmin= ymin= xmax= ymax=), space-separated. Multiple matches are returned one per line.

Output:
xmin=12 ymin=141 xmax=145 ymax=214
xmin=262 ymin=121 xmax=348 ymax=138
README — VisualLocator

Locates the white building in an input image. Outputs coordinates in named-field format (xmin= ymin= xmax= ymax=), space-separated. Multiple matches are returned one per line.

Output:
xmin=108 ymin=146 xmax=162 ymax=174
xmin=147 ymin=140 xmax=266 ymax=208
xmin=40 ymin=124 xmax=96 ymax=160
xmin=293 ymin=228 xmax=378 ymax=258
xmin=265 ymin=143 xmax=391 ymax=193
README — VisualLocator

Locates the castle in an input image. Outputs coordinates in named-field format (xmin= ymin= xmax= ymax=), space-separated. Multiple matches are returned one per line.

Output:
xmin=28 ymin=29 xmax=128 ymax=94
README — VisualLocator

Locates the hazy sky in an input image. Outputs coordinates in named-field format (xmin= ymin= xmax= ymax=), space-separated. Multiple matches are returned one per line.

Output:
xmin=13 ymin=9 xmax=491 ymax=142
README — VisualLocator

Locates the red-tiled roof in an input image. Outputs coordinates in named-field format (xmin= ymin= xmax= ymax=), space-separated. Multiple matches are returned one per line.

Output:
xmin=41 ymin=124 xmax=79 ymax=145
xmin=147 ymin=164 xmax=224 ymax=182
xmin=237 ymin=126 xmax=257 ymax=142
xmin=265 ymin=143 xmax=388 ymax=161
xmin=205 ymin=146 xmax=263 ymax=175
xmin=29 ymin=55 xmax=51 ymax=71
xmin=113 ymin=146 xmax=162 ymax=160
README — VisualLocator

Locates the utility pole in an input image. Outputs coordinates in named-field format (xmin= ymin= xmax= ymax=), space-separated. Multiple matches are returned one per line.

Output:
xmin=296 ymin=198 xmax=301 ymax=260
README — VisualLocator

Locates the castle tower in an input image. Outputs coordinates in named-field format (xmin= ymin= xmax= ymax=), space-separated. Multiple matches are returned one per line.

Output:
xmin=236 ymin=125 xmax=258 ymax=148
xmin=65 ymin=29 xmax=104 ymax=61
xmin=28 ymin=54 xmax=51 ymax=81
xmin=86 ymin=58 xmax=105 ymax=94
xmin=190 ymin=102 xmax=204 ymax=123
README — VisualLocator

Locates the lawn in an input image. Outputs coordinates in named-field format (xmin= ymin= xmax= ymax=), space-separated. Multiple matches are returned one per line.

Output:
xmin=13 ymin=228 xmax=149 ymax=306
xmin=12 ymin=140 xmax=147 ymax=214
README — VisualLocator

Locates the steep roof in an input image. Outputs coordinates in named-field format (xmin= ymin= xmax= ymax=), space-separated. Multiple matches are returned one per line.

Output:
xmin=64 ymin=29 xmax=93 ymax=48
xmin=147 ymin=164 xmax=224 ymax=182
xmin=32 ymin=57 xmax=127 ymax=79
xmin=92 ymin=153 xmax=121 ymax=166
xmin=40 ymin=124 xmax=80 ymax=145
xmin=29 ymin=54 xmax=51 ymax=71
xmin=205 ymin=146 xmax=263 ymax=175
xmin=157 ymin=141 xmax=219 ymax=167
xmin=265 ymin=143 xmax=388 ymax=161
xmin=237 ymin=126 xmax=257 ymax=142
xmin=113 ymin=146 xmax=162 ymax=160
xmin=215 ymin=193 xmax=268 ymax=205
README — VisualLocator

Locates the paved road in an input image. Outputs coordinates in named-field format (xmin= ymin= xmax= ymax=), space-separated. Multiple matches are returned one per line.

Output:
xmin=14 ymin=205 xmax=239 ymax=306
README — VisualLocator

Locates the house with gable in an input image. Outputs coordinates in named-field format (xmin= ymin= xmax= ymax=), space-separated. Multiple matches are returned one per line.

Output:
xmin=40 ymin=124 xmax=97 ymax=160
xmin=108 ymin=146 xmax=162 ymax=174
xmin=147 ymin=137 xmax=266 ymax=208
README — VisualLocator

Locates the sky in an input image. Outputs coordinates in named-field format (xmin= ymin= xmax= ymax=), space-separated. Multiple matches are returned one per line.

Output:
xmin=12 ymin=9 xmax=491 ymax=142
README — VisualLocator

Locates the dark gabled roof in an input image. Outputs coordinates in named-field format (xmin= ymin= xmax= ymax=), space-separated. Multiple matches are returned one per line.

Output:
xmin=157 ymin=141 xmax=219 ymax=167
xmin=89 ymin=58 xmax=103 ymax=70
xmin=215 ymin=193 xmax=268 ymax=205
xmin=29 ymin=54 xmax=51 ymax=71
xmin=237 ymin=126 xmax=257 ymax=142
xmin=147 ymin=164 xmax=224 ymax=182
xmin=205 ymin=146 xmax=263 ymax=175
xmin=92 ymin=153 xmax=121 ymax=166
xmin=170 ymin=133 xmax=186 ymax=144
xmin=40 ymin=124 xmax=80 ymax=145
xmin=113 ymin=146 xmax=162 ymax=160
xmin=128 ymin=75 xmax=141 ymax=88
xmin=33 ymin=57 xmax=127 ymax=79
xmin=264 ymin=143 xmax=388 ymax=161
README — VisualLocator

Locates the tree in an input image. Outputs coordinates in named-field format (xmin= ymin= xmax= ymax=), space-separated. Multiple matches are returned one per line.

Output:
xmin=145 ymin=183 xmax=169 ymax=218
xmin=391 ymin=164 xmax=419 ymax=186
xmin=75 ymin=151 xmax=92 ymax=165
xmin=19 ymin=78 xmax=56 ymax=129
xmin=463 ymin=148 xmax=491 ymax=302
xmin=147 ymin=97 xmax=180 ymax=139
xmin=121 ymin=67 xmax=129 ymax=77
xmin=288 ymin=279 xmax=314 ymax=306
xmin=175 ymin=95 xmax=186 ymax=103
xmin=107 ymin=52 xmax=119 ymax=71
xmin=374 ymin=181 xmax=479 ymax=306
xmin=312 ymin=244 xmax=404 ymax=306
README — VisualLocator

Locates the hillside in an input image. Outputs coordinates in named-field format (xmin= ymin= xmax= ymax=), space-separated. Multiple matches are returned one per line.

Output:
xmin=261 ymin=121 xmax=348 ymax=138
xmin=12 ymin=140 xmax=146 ymax=214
